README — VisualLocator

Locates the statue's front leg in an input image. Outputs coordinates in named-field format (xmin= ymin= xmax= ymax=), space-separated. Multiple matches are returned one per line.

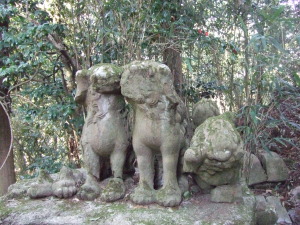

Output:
xmin=156 ymin=144 xmax=182 ymax=207
xmin=130 ymin=140 xmax=156 ymax=205
xmin=77 ymin=145 xmax=101 ymax=200
xmin=101 ymin=144 xmax=127 ymax=202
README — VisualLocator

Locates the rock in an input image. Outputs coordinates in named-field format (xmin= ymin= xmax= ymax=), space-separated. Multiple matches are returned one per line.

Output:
xmin=210 ymin=184 xmax=243 ymax=203
xmin=288 ymin=207 xmax=300 ymax=225
xmin=244 ymin=153 xmax=267 ymax=186
xmin=178 ymin=175 xmax=189 ymax=194
xmin=266 ymin=196 xmax=292 ymax=225
xmin=258 ymin=151 xmax=289 ymax=182
xmin=6 ymin=179 xmax=32 ymax=199
xmin=290 ymin=186 xmax=300 ymax=206
xmin=0 ymin=193 xmax=256 ymax=225
xmin=255 ymin=195 xmax=278 ymax=225
xmin=190 ymin=185 xmax=201 ymax=194
xmin=192 ymin=98 xmax=220 ymax=127
xmin=194 ymin=176 xmax=213 ymax=193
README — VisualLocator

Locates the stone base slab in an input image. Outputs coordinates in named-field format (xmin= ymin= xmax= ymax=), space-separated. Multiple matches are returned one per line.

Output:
xmin=0 ymin=194 xmax=256 ymax=225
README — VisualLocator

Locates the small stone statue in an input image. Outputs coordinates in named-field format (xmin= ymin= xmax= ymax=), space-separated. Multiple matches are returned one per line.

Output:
xmin=183 ymin=112 xmax=245 ymax=202
xmin=192 ymin=98 xmax=220 ymax=128
xmin=121 ymin=61 xmax=187 ymax=207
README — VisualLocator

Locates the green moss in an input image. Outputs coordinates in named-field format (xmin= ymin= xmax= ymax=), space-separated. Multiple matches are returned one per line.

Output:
xmin=89 ymin=63 xmax=124 ymax=75
xmin=235 ymin=197 xmax=256 ymax=225
xmin=37 ymin=169 xmax=54 ymax=183
xmin=86 ymin=203 xmax=128 ymax=223
xmin=104 ymin=179 xmax=124 ymax=193
xmin=76 ymin=69 xmax=89 ymax=78
xmin=0 ymin=199 xmax=11 ymax=220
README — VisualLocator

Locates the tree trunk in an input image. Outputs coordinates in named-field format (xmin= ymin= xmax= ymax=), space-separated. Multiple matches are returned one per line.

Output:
xmin=0 ymin=102 xmax=15 ymax=196
xmin=0 ymin=0 xmax=16 ymax=196
xmin=163 ymin=46 xmax=183 ymax=96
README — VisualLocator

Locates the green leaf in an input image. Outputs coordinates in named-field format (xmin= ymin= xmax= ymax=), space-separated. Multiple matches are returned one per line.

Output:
xmin=249 ymin=109 xmax=259 ymax=125
xmin=261 ymin=36 xmax=267 ymax=50
xmin=237 ymin=15 xmax=247 ymax=33
xmin=184 ymin=58 xmax=193 ymax=73
xmin=273 ymin=137 xmax=287 ymax=147
xmin=288 ymin=121 xmax=300 ymax=131
xmin=292 ymin=73 xmax=300 ymax=87
xmin=268 ymin=37 xmax=286 ymax=53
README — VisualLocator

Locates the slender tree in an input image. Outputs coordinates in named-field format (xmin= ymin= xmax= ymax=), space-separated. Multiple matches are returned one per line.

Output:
xmin=0 ymin=102 xmax=15 ymax=196
xmin=0 ymin=0 xmax=16 ymax=194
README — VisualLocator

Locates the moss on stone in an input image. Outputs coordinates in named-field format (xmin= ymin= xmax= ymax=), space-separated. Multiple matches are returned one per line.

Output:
xmin=87 ymin=63 xmax=124 ymax=93
xmin=184 ymin=111 xmax=244 ymax=187
xmin=0 ymin=199 xmax=11 ymax=220
xmin=101 ymin=178 xmax=126 ymax=202
xmin=1 ymin=193 xmax=256 ymax=225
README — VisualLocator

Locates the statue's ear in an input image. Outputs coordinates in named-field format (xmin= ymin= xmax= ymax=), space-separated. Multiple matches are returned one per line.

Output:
xmin=76 ymin=70 xmax=90 ymax=86
xmin=75 ymin=70 xmax=90 ymax=104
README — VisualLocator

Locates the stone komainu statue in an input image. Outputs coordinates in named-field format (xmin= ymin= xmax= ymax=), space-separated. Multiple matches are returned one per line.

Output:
xmin=39 ymin=64 xmax=130 ymax=202
xmin=183 ymin=112 xmax=245 ymax=202
xmin=73 ymin=64 xmax=130 ymax=201
xmin=121 ymin=61 xmax=188 ymax=207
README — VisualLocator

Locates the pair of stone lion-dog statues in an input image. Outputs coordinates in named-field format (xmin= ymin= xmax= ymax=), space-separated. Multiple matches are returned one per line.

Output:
xmin=28 ymin=61 xmax=244 ymax=207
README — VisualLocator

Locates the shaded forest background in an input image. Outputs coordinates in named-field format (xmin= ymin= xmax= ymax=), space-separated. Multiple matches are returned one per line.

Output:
xmin=0 ymin=0 xmax=299 ymax=199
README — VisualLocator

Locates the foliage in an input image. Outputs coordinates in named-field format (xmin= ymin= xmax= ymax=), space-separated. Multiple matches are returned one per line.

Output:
xmin=1 ymin=0 xmax=82 ymax=178
xmin=12 ymin=82 xmax=82 ymax=178
xmin=236 ymin=81 xmax=300 ymax=153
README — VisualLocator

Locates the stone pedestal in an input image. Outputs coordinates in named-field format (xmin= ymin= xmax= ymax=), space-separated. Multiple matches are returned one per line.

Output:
xmin=0 ymin=194 xmax=256 ymax=225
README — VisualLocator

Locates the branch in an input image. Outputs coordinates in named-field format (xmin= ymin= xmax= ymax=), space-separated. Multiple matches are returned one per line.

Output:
xmin=8 ymin=64 xmax=41 ymax=94
xmin=47 ymin=33 xmax=79 ymax=72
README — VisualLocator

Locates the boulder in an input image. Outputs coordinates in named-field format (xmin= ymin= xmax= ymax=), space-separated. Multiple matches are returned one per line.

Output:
xmin=255 ymin=195 xmax=278 ymax=225
xmin=258 ymin=151 xmax=289 ymax=182
xmin=244 ymin=153 xmax=267 ymax=186
xmin=210 ymin=184 xmax=243 ymax=203
xmin=266 ymin=196 xmax=292 ymax=225
xmin=289 ymin=186 xmax=300 ymax=206
xmin=288 ymin=207 xmax=300 ymax=225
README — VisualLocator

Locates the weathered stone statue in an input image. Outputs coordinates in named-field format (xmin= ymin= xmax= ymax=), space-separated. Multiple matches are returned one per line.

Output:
xmin=121 ymin=61 xmax=187 ymax=207
xmin=183 ymin=112 xmax=245 ymax=202
xmin=51 ymin=64 xmax=130 ymax=202
xmin=192 ymin=98 xmax=220 ymax=127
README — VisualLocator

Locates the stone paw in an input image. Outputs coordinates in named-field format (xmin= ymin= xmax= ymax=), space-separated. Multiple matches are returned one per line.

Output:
xmin=156 ymin=186 xmax=182 ymax=207
xmin=27 ymin=169 xmax=53 ymax=199
xmin=52 ymin=180 xmax=77 ymax=198
xmin=77 ymin=183 xmax=100 ymax=201
xmin=52 ymin=167 xmax=77 ymax=198
xmin=77 ymin=174 xmax=100 ymax=201
xmin=130 ymin=182 xmax=156 ymax=205
xmin=27 ymin=183 xmax=53 ymax=199
xmin=101 ymin=178 xmax=125 ymax=202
